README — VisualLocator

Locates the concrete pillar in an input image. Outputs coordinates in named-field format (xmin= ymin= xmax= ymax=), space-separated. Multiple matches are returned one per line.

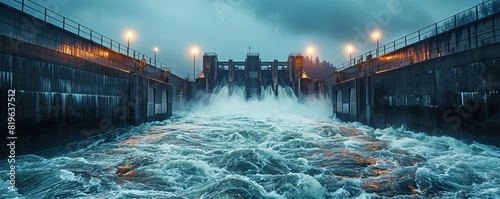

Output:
xmin=245 ymin=53 xmax=261 ymax=99
xmin=272 ymin=60 xmax=278 ymax=96
xmin=229 ymin=59 xmax=234 ymax=96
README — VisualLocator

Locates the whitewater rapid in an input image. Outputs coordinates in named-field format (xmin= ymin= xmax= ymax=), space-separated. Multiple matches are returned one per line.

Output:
xmin=1 ymin=86 xmax=499 ymax=198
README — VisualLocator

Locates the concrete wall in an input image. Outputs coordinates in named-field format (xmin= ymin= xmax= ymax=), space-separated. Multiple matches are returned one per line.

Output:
xmin=166 ymin=72 xmax=188 ymax=111
xmin=0 ymin=35 xmax=173 ymax=156
xmin=332 ymin=43 xmax=500 ymax=146
xmin=330 ymin=12 xmax=500 ymax=83
xmin=0 ymin=3 xmax=170 ymax=82
xmin=325 ymin=11 xmax=500 ymax=146
xmin=0 ymin=3 xmax=182 ymax=156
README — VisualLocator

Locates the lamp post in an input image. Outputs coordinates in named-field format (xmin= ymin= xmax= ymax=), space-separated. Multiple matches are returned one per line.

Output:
xmin=347 ymin=45 xmax=354 ymax=66
xmin=192 ymin=47 xmax=198 ymax=81
xmin=154 ymin=47 xmax=158 ymax=67
xmin=126 ymin=32 xmax=133 ymax=56
xmin=307 ymin=47 xmax=314 ymax=66
xmin=372 ymin=31 xmax=381 ymax=57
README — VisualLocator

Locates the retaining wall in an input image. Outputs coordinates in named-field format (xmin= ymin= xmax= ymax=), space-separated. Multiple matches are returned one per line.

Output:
xmin=0 ymin=2 xmax=179 ymax=156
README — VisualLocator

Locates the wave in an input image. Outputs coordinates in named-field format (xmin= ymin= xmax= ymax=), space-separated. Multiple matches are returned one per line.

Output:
xmin=1 ymin=86 xmax=499 ymax=198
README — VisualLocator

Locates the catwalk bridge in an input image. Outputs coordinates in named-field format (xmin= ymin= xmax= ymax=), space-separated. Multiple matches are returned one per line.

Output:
xmin=1 ymin=0 xmax=500 ymax=156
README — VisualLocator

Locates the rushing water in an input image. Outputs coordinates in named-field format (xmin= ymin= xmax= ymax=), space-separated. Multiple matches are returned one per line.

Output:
xmin=1 ymin=86 xmax=500 ymax=198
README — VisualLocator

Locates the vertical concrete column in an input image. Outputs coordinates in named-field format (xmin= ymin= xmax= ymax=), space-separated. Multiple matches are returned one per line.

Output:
xmin=128 ymin=75 xmax=148 ymax=125
xmin=272 ymin=60 xmax=278 ymax=96
xmin=245 ymin=53 xmax=261 ymax=99
xmin=167 ymin=84 xmax=173 ymax=117
xmin=228 ymin=59 xmax=234 ymax=96
xmin=288 ymin=55 xmax=304 ymax=97
xmin=365 ymin=75 xmax=373 ymax=125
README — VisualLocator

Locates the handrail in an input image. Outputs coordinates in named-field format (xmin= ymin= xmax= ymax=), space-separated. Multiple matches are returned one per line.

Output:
xmin=247 ymin=52 xmax=260 ymax=57
xmin=330 ymin=26 xmax=499 ymax=82
xmin=336 ymin=0 xmax=500 ymax=71
xmin=10 ymin=0 xmax=172 ymax=72
xmin=204 ymin=52 xmax=218 ymax=57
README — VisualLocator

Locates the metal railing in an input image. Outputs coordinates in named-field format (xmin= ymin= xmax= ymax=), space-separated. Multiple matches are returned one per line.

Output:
xmin=247 ymin=52 xmax=260 ymax=57
xmin=336 ymin=0 xmax=500 ymax=71
xmin=336 ymin=24 xmax=500 ymax=81
xmin=9 ymin=0 xmax=172 ymax=72
xmin=204 ymin=52 xmax=218 ymax=57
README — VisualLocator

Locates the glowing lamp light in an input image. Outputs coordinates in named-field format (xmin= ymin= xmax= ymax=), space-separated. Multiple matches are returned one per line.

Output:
xmin=371 ymin=31 xmax=382 ymax=56
xmin=191 ymin=47 xmax=199 ymax=81
xmin=347 ymin=45 xmax=354 ymax=53
xmin=307 ymin=47 xmax=314 ymax=55
xmin=372 ymin=31 xmax=380 ymax=40
xmin=346 ymin=44 xmax=354 ymax=64
xmin=125 ymin=31 xmax=134 ymax=56
xmin=126 ymin=31 xmax=134 ymax=40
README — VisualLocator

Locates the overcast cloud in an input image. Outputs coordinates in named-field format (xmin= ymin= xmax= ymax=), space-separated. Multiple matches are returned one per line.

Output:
xmin=240 ymin=1 xmax=432 ymax=40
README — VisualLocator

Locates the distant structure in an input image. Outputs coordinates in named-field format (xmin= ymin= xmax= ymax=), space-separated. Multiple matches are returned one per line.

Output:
xmin=197 ymin=53 xmax=311 ymax=99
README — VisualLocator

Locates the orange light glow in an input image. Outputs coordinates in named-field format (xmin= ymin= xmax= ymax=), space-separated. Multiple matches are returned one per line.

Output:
xmin=154 ymin=47 xmax=159 ymax=52
xmin=192 ymin=47 xmax=199 ymax=55
xmin=346 ymin=45 xmax=354 ymax=53
xmin=126 ymin=31 xmax=134 ymax=40
xmin=307 ymin=47 xmax=314 ymax=55
xmin=372 ymin=31 xmax=381 ymax=40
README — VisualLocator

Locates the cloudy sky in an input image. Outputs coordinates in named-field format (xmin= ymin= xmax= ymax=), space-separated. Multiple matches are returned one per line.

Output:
xmin=6 ymin=0 xmax=483 ymax=78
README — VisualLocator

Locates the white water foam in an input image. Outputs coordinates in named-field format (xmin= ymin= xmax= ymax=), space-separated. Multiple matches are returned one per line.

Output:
xmin=190 ymin=85 xmax=332 ymax=118
xmin=1 ymin=85 xmax=499 ymax=198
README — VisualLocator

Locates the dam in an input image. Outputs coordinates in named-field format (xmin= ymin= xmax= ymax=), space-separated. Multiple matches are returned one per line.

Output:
xmin=1 ymin=0 xmax=500 ymax=198
xmin=321 ymin=2 xmax=500 ymax=146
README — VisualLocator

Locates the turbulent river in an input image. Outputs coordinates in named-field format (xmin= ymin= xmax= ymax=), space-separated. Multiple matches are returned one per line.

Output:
xmin=1 ymin=86 xmax=500 ymax=198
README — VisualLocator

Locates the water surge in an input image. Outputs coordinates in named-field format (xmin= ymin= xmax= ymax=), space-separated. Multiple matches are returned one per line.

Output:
xmin=1 ymin=86 xmax=499 ymax=198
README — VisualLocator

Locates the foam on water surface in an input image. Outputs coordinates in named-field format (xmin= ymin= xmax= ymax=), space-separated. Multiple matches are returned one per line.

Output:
xmin=1 ymin=86 xmax=499 ymax=198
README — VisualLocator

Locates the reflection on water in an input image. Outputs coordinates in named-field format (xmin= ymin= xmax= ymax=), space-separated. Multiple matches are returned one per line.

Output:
xmin=1 ymin=86 xmax=499 ymax=198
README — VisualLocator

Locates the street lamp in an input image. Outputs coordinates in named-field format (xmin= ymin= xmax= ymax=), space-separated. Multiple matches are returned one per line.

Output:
xmin=372 ymin=31 xmax=381 ymax=57
xmin=192 ymin=47 xmax=199 ymax=81
xmin=154 ymin=47 xmax=159 ymax=67
xmin=126 ymin=31 xmax=133 ymax=56
xmin=307 ymin=47 xmax=314 ymax=65
xmin=347 ymin=45 xmax=354 ymax=66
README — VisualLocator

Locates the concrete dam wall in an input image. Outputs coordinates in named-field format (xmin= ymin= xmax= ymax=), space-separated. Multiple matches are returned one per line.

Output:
xmin=0 ymin=3 xmax=178 ymax=156
xmin=325 ymin=9 xmax=500 ymax=146
xmin=331 ymin=46 xmax=500 ymax=145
